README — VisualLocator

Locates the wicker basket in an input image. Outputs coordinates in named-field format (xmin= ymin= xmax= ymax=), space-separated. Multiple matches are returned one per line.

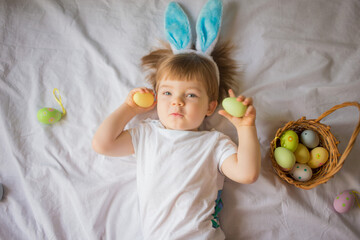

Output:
xmin=270 ymin=102 xmax=360 ymax=190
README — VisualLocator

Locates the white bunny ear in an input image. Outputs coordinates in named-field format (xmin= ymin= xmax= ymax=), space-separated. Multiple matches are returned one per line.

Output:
xmin=195 ymin=0 xmax=223 ymax=55
xmin=164 ymin=2 xmax=192 ymax=53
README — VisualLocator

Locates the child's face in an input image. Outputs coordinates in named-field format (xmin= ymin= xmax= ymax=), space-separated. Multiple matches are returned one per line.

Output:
xmin=156 ymin=78 xmax=218 ymax=131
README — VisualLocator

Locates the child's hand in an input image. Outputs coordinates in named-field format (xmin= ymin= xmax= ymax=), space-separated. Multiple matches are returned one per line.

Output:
xmin=218 ymin=89 xmax=256 ymax=127
xmin=125 ymin=88 xmax=157 ymax=114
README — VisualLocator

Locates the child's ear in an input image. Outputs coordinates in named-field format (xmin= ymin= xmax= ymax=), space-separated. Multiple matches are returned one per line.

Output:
xmin=207 ymin=100 xmax=218 ymax=116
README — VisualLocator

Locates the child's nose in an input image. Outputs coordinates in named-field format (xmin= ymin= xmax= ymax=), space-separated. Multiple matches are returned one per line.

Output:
xmin=171 ymin=97 xmax=184 ymax=106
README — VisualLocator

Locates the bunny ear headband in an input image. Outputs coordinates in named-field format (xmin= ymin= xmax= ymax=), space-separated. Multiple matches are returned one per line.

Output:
xmin=165 ymin=0 xmax=223 ymax=84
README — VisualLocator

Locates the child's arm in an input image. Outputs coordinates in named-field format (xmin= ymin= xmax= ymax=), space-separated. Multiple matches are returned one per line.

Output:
xmin=218 ymin=89 xmax=261 ymax=184
xmin=92 ymin=88 xmax=156 ymax=157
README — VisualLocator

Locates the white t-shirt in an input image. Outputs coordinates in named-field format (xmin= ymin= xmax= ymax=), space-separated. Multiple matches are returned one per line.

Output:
xmin=129 ymin=119 xmax=237 ymax=240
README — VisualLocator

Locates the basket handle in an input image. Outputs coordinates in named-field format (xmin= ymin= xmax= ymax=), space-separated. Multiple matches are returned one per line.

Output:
xmin=314 ymin=102 xmax=360 ymax=169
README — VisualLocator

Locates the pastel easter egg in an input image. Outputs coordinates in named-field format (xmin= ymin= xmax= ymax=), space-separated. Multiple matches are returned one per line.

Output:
xmin=133 ymin=92 xmax=154 ymax=108
xmin=222 ymin=97 xmax=248 ymax=118
xmin=290 ymin=163 xmax=312 ymax=182
xmin=333 ymin=191 xmax=355 ymax=213
xmin=300 ymin=130 xmax=320 ymax=149
xmin=280 ymin=130 xmax=299 ymax=152
xmin=294 ymin=143 xmax=310 ymax=163
xmin=37 ymin=108 xmax=62 ymax=124
xmin=308 ymin=147 xmax=329 ymax=169
xmin=274 ymin=147 xmax=296 ymax=171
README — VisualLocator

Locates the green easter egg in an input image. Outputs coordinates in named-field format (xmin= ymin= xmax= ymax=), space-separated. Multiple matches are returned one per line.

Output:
xmin=37 ymin=108 xmax=62 ymax=124
xmin=274 ymin=147 xmax=296 ymax=170
xmin=280 ymin=130 xmax=299 ymax=152
xmin=222 ymin=97 xmax=248 ymax=117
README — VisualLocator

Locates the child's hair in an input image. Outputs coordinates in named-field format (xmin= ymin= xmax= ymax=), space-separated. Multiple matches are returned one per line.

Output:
xmin=141 ymin=41 xmax=240 ymax=104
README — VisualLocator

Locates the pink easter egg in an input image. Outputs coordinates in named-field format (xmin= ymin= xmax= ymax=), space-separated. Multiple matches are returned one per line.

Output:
xmin=333 ymin=191 xmax=355 ymax=213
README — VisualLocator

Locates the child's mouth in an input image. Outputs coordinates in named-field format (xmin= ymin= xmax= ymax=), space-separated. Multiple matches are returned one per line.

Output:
xmin=170 ymin=113 xmax=183 ymax=117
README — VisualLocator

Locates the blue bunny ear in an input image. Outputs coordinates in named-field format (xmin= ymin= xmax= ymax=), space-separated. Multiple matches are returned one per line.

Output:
xmin=195 ymin=0 xmax=223 ymax=55
xmin=165 ymin=2 xmax=192 ymax=53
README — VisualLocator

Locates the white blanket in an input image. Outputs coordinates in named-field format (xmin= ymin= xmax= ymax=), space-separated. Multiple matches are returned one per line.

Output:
xmin=1 ymin=0 xmax=359 ymax=239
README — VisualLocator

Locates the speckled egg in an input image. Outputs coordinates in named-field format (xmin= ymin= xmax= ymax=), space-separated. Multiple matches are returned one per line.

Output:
xmin=294 ymin=143 xmax=310 ymax=163
xmin=308 ymin=147 xmax=329 ymax=169
xmin=274 ymin=147 xmax=296 ymax=171
xmin=333 ymin=191 xmax=355 ymax=213
xmin=280 ymin=130 xmax=299 ymax=152
xmin=37 ymin=107 xmax=63 ymax=124
xmin=290 ymin=163 xmax=313 ymax=182
xmin=300 ymin=130 xmax=320 ymax=149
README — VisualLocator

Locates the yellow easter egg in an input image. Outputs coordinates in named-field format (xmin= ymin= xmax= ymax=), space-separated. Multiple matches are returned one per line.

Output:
xmin=133 ymin=92 xmax=154 ymax=108
xmin=294 ymin=143 xmax=310 ymax=163
xmin=308 ymin=147 xmax=329 ymax=169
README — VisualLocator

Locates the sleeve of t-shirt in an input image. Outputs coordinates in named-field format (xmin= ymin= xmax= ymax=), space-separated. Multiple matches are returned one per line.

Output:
xmin=214 ymin=132 xmax=238 ymax=175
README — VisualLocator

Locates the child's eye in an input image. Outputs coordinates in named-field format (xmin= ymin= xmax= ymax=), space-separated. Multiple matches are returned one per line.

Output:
xmin=163 ymin=91 xmax=171 ymax=96
xmin=187 ymin=93 xmax=197 ymax=98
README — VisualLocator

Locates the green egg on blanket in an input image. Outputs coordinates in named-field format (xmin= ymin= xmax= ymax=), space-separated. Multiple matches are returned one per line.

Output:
xmin=222 ymin=97 xmax=247 ymax=117
xmin=37 ymin=108 xmax=63 ymax=124
xmin=37 ymin=88 xmax=66 ymax=125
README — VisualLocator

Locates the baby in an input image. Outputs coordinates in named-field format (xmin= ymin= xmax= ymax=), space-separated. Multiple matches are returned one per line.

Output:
xmin=92 ymin=0 xmax=261 ymax=239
